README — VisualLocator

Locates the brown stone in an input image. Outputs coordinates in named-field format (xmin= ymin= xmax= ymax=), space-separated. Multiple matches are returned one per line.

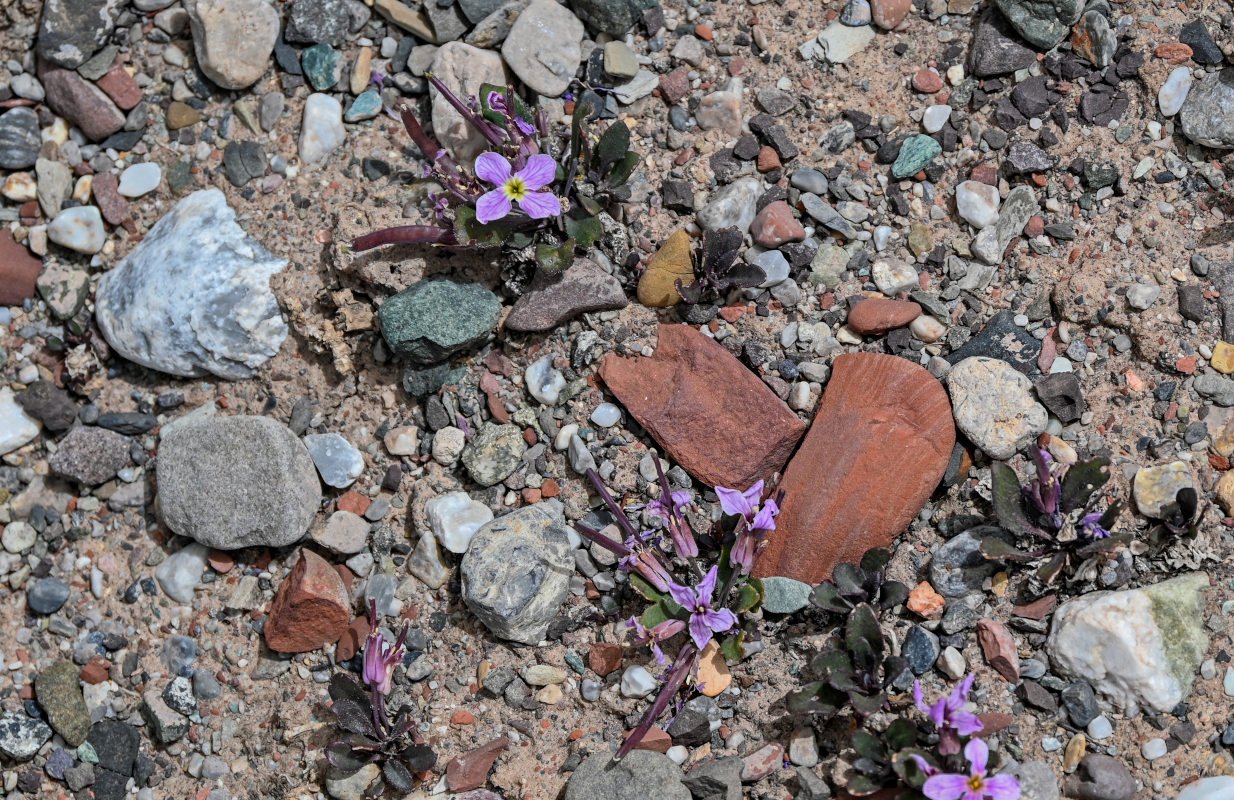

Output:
xmin=636 ymin=229 xmax=694 ymax=308
xmin=1155 ymin=43 xmax=1193 ymax=64
xmin=970 ymin=164 xmax=999 ymax=186
xmin=445 ymin=736 xmax=509 ymax=792
xmin=976 ymin=619 xmax=1020 ymax=682
xmin=598 ymin=324 xmax=806 ymax=488
xmin=335 ymin=616 xmax=371 ymax=662
xmin=847 ymin=298 xmax=921 ymax=335
xmin=0 ymin=230 xmax=42 ymax=306
xmin=37 ymin=64 xmax=125 ymax=142
xmin=659 ymin=67 xmax=690 ymax=105
xmin=911 ymin=67 xmax=943 ymax=93
xmin=978 ymin=712 xmax=1015 ymax=734
xmin=79 ymin=659 xmax=111 ymax=685
xmin=1012 ymin=594 xmax=1057 ymax=620
xmin=750 ymin=200 xmax=806 ymax=249
xmin=871 ymin=0 xmax=911 ymax=29
xmin=505 ymin=258 xmax=628 ymax=332
xmin=587 ymin=642 xmax=623 ymax=677
xmin=740 ymin=743 xmax=784 ymax=781
xmin=166 ymin=100 xmax=201 ymax=130
xmin=95 ymin=66 xmax=143 ymax=111
xmin=756 ymin=145 xmax=780 ymax=172
xmin=755 ymin=353 xmax=954 ymax=585
xmin=91 ymin=172 xmax=130 ymax=226
xmin=628 ymin=727 xmax=672 ymax=753
xmin=264 ymin=550 xmax=351 ymax=653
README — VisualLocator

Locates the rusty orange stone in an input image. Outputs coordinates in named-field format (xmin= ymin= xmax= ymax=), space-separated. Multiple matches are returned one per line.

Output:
xmin=1155 ymin=43 xmax=1194 ymax=63
xmin=907 ymin=581 xmax=945 ymax=619
xmin=755 ymin=353 xmax=954 ymax=585
xmin=264 ymin=550 xmax=351 ymax=653
xmin=847 ymin=298 xmax=921 ymax=336
xmin=599 ymin=324 xmax=806 ymax=489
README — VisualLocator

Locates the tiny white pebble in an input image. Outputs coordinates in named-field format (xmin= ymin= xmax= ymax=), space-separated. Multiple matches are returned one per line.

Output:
xmin=590 ymin=403 xmax=621 ymax=427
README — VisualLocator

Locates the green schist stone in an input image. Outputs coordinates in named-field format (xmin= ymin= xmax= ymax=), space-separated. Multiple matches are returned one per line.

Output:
xmin=565 ymin=651 xmax=586 ymax=674
xmin=302 ymin=43 xmax=342 ymax=91
xmin=1144 ymin=572 xmax=1209 ymax=695
xmin=993 ymin=0 xmax=1080 ymax=49
xmin=166 ymin=158 xmax=194 ymax=195
xmin=77 ymin=741 xmax=99 ymax=763
xmin=891 ymin=135 xmax=942 ymax=179
xmin=402 ymin=363 xmax=465 ymax=397
xmin=379 ymin=279 xmax=501 ymax=365
xmin=1115 ymin=125 xmax=1133 ymax=143
xmin=761 ymin=576 xmax=813 ymax=614
xmin=35 ymin=661 xmax=91 ymax=747
xmin=345 ymin=90 xmax=382 ymax=122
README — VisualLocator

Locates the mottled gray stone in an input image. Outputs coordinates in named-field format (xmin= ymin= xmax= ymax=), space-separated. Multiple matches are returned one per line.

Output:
xmin=972 ymin=185 xmax=1037 ymax=265
xmin=37 ymin=0 xmax=119 ymax=68
xmin=461 ymin=502 xmax=573 ymax=644
xmin=1179 ymin=68 xmax=1234 ymax=150
xmin=565 ymin=750 xmax=691 ymax=800
xmin=0 ymin=713 xmax=53 ymax=761
xmin=95 ymin=189 xmax=288 ymax=380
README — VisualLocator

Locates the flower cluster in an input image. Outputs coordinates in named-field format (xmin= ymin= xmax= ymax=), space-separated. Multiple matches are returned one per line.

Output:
xmin=575 ymin=461 xmax=781 ymax=758
xmin=908 ymin=677 xmax=1020 ymax=800
xmin=351 ymin=80 xmax=639 ymax=278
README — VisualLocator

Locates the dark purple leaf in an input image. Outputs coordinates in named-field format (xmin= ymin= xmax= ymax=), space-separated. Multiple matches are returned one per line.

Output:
xmin=1060 ymin=457 xmax=1109 ymax=511
xmin=333 ymin=698 xmax=379 ymax=739
xmin=383 ymin=758 xmax=416 ymax=792
xmin=327 ymin=741 xmax=369 ymax=773
xmin=401 ymin=744 xmax=437 ymax=772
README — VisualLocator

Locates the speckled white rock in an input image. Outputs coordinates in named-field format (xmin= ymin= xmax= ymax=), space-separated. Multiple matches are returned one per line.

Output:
xmin=429 ymin=42 xmax=507 ymax=164
xmin=0 ymin=387 xmax=41 ymax=455
xmin=184 ymin=0 xmax=279 ymax=90
xmin=425 ymin=491 xmax=493 ymax=554
xmin=1158 ymin=67 xmax=1193 ymax=117
xmin=814 ymin=21 xmax=875 ymax=63
xmin=525 ymin=355 xmax=566 ymax=405
xmin=922 ymin=104 xmax=952 ymax=133
xmin=118 ymin=162 xmax=162 ymax=197
xmin=303 ymin=432 xmax=364 ymax=488
xmin=155 ymin=542 xmax=209 ymax=603
xmin=95 ymin=189 xmax=287 ymax=380
xmin=1046 ymin=573 xmax=1209 ymax=716
xmin=1178 ymin=777 xmax=1234 ymax=800
xmin=872 ymin=260 xmax=918 ymax=295
xmin=946 ymin=356 xmax=1047 ymax=460
xmin=955 ymin=180 xmax=1001 ymax=230
xmin=47 ymin=205 xmax=105 ymax=253
xmin=1132 ymin=461 xmax=1195 ymax=518
xmin=299 ymin=93 xmax=345 ymax=164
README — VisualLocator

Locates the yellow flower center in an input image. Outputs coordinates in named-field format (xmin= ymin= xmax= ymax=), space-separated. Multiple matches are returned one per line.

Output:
xmin=502 ymin=177 xmax=528 ymax=201
xmin=967 ymin=775 xmax=985 ymax=792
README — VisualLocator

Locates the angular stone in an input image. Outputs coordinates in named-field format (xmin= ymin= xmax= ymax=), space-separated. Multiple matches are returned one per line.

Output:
xmin=38 ymin=64 xmax=125 ymax=142
xmin=0 ymin=229 xmax=42 ymax=305
xmin=599 ymin=324 xmax=806 ymax=488
xmin=140 ymin=688 xmax=189 ymax=743
xmin=0 ymin=713 xmax=53 ymax=761
xmin=378 ymin=278 xmax=501 ymax=365
xmin=49 ymin=427 xmax=131 ymax=485
xmin=460 ymin=502 xmax=574 ymax=644
xmin=976 ymin=618 xmax=1020 ymax=682
xmin=947 ymin=356 xmax=1047 ymax=460
xmin=184 ymin=0 xmax=280 ymax=90
xmin=446 ymin=737 xmax=509 ymax=792
xmin=751 ymin=201 xmax=806 ymax=249
xmin=37 ymin=0 xmax=117 ymax=68
xmin=870 ymin=0 xmax=911 ymax=28
xmin=756 ymin=353 xmax=954 ymax=584
xmin=565 ymin=750 xmax=691 ymax=800
xmin=0 ymin=108 xmax=41 ymax=170
xmin=1132 ymin=461 xmax=1195 ymax=519
xmin=992 ymin=0 xmax=1081 ymax=49
xmin=569 ymin=0 xmax=655 ymax=36
xmin=35 ymin=661 xmax=91 ymax=746
xmin=1179 ymin=68 xmax=1234 ymax=150
xmin=969 ymin=11 xmax=1035 ymax=77
xmin=430 ymin=42 xmax=507 ymax=164
xmin=96 ymin=189 xmax=287 ymax=379
xmin=461 ymin=423 xmax=526 ymax=487
xmin=588 ymin=643 xmax=622 ymax=676
xmin=1047 ymin=573 xmax=1209 ymax=715
xmin=848 ymin=298 xmax=921 ymax=335
xmin=264 ymin=549 xmax=351 ymax=653
xmin=157 ymin=415 xmax=322 ymax=550
xmin=501 ymin=0 xmax=584 ymax=97
xmin=507 ymin=258 xmax=628 ymax=331
xmin=636 ymin=229 xmax=694 ymax=308
xmin=15 ymin=381 xmax=76 ymax=431
xmin=95 ymin=66 xmax=143 ymax=111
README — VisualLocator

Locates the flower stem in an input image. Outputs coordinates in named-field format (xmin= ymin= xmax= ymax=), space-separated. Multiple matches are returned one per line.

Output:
xmin=352 ymin=225 xmax=457 ymax=252
xmin=585 ymin=468 xmax=640 ymax=542
xmin=615 ymin=641 xmax=700 ymax=760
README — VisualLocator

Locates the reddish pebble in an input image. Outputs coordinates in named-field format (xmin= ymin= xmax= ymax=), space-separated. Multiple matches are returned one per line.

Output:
xmin=335 ymin=616 xmax=370 ymax=662
xmin=540 ymin=478 xmax=560 ymax=498
xmin=0 ymin=230 xmax=42 ymax=306
xmin=871 ymin=0 xmax=911 ymax=28
xmin=659 ymin=67 xmax=690 ymax=105
xmin=630 ymin=727 xmax=672 ymax=753
xmin=79 ymin=659 xmax=110 ymax=685
xmin=95 ymin=66 xmax=143 ymax=110
xmin=588 ymin=642 xmax=623 ymax=676
xmin=740 ymin=742 xmax=784 ymax=781
xmin=911 ymin=67 xmax=943 ymax=93
xmin=728 ymin=57 xmax=745 ymax=76
xmin=207 ymin=549 xmax=235 ymax=573
xmin=906 ymin=581 xmax=945 ymax=619
xmin=1176 ymin=356 xmax=1197 ymax=374
xmin=847 ymin=298 xmax=921 ymax=336
xmin=718 ymin=305 xmax=745 ymax=323
xmin=446 ymin=737 xmax=509 ymax=792
xmin=695 ymin=24 xmax=714 ymax=40
xmin=1155 ymin=43 xmax=1193 ymax=63
xmin=976 ymin=619 xmax=1020 ymax=682
xmin=756 ymin=145 xmax=781 ymax=172
xmin=336 ymin=490 xmax=370 ymax=516
xmin=978 ymin=713 xmax=1015 ymax=734
xmin=750 ymin=200 xmax=806 ymax=249
xmin=521 ymin=487 xmax=541 ymax=503
xmin=1023 ymin=215 xmax=1045 ymax=238
xmin=263 ymin=550 xmax=351 ymax=653
xmin=451 ymin=710 xmax=476 ymax=725
xmin=1012 ymin=595 xmax=1057 ymax=620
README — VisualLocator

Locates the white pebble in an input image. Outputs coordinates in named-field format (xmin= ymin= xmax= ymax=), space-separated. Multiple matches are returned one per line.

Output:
xmin=922 ymin=104 xmax=951 ymax=133
xmin=425 ymin=491 xmax=493 ymax=554
xmin=118 ymin=162 xmax=162 ymax=197
xmin=299 ymin=93 xmax=345 ymax=164
xmin=666 ymin=746 xmax=689 ymax=764
xmin=590 ymin=403 xmax=621 ymax=427
xmin=1086 ymin=716 xmax=1112 ymax=740
xmin=620 ymin=665 xmax=657 ymax=698
xmin=955 ymin=180 xmax=1000 ymax=230
xmin=525 ymin=355 xmax=566 ymax=405
xmin=1141 ymin=738 xmax=1167 ymax=760
xmin=1158 ymin=67 xmax=1192 ymax=117
xmin=47 ymin=205 xmax=106 ymax=253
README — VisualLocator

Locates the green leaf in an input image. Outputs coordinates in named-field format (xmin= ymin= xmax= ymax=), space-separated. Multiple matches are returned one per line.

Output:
xmin=737 ymin=579 xmax=764 ymax=613
xmin=640 ymin=600 xmax=670 ymax=629
xmin=852 ymin=730 xmax=886 ymax=762
xmin=606 ymin=150 xmax=639 ymax=187
xmin=884 ymin=718 xmax=918 ymax=750
xmin=630 ymin=574 xmax=666 ymax=602
xmin=564 ymin=214 xmax=602 ymax=249
xmin=1061 ymin=457 xmax=1109 ymax=511
xmin=570 ymin=95 xmax=599 ymax=163
xmin=810 ymin=582 xmax=851 ymax=613
xmin=578 ymin=193 xmax=603 ymax=216
xmin=453 ymin=205 xmax=505 ymax=247
xmin=719 ymin=632 xmax=744 ymax=662
xmin=1075 ymin=532 xmax=1132 ymax=556
xmin=809 ymin=648 xmax=851 ymax=677
xmin=859 ymin=547 xmax=893 ymax=576
xmin=893 ymin=749 xmax=933 ymax=787
xmin=785 ymin=682 xmax=843 ymax=716
xmin=880 ymin=580 xmax=909 ymax=610
xmin=594 ymin=120 xmax=631 ymax=170
xmin=977 ymin=534 xmax=1035 ymax=562
xmin=535 ymin=238 xmax=574 ymax=274
xmin=845 ymin=774 xmax=886 ymax=796
xmin=991 ymin=461 xmax=1035 ymax=537
xmin=849 ymin=690 xmax=887 ymax=717
xmin=833 ymin=563 xmax=866 ymax=597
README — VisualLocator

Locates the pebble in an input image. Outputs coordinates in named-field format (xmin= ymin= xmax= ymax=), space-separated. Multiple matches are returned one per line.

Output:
xmin=621 ymin=665 xmax=657 ymax=698
xmin=1126 ymin=283 xmax=1161 ymax=310
xmin=461 ymin=423 xmax=526 ymax=486
xmin=892 ymin=134 xmax=942 ymax=179
xmin=872 ymin=260 xmax=918 ymax=295
xmin=956 ymin=180 xmax=1001 ymax=229
xmin=313 ymin=510 xmax=370 ymax=554
xmin=525 ymin=356 xmax=566 ymax=404
xmin=1179 ymin=69 xmax=1234 ymax=149
xmin=590 ymin=403 xmax=620 ymax=428
xmin=938 ymin=646 xmax=966 ymax=679
xmin=0 ymin=387 xmax=41 ymax=456
xmin=0 ymin=107 xmax=40 ymax=169
xmin=117 ymin=163 xmax=162 ymax=198
xmin=696 ymin=78 xmax=744 ymax=136
xmin=303 ymin=432 xmax=364 ymax=488
xmin=299 ymin=93 xmax=345 ymax=164
xmin=1179 ymin=777 xmax=1234 ymax=800
xmin=383 ymin=425 xmax=418 ymax=456
xmin=95 ymin=189 xmax=288 ymax=380
xmin=0 ymin=713 xmax=53 ymax=761
xmin=922 ymin=104 xmax=952 ymax=133
xmin=947 ymin=356 xmax=1047 ymax=459
xmin=47 ymin=205 xmax=106 ymax=254
xmin=155 ymin=542 xmax=209 ymax=603
xmin=972 ymin=185 xmax=1037 ymax=265
xmin=28 ymin=577 xmax=72 ymax=615
xmin=1141 ymin=738 xmax=1167 ymax=760
xmin=813 ymin=21 xmax=875 ymax=63
xmin=425 ymin=491 xmax=493 ymax=553
xmin=698 ymin=176 xmax=764 ymax=233
xmin=501 ymin=0 xmax=584 ymax=97
xmin=186 ymin=0 xmax=280 ymax=90
xmin=379 ymin=278 xmax=501 ymax=364
xmin=1086 ymin=716 xmax=1112 ymax=740
xmin=760 ymin=576 xmax=813 ymax=613
xmin=1132 ymin=461 xmax=1196 ymax=518
xmin=1158 ymin=67 xmax=1193 ymax=118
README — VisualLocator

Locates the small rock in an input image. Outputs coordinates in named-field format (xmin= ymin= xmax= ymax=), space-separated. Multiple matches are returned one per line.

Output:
xmin=972 ymin=185 xmax=1037 ymax=265
xmin=1132 ymin=461 xmax=1195 ymax=518
xmin=1064 ymin=754 xmax=1135 ymax=800
xmin=0 ymin=387 xmax=41 ymax=456
xmin=1158 ymin=67 xmax=1193 ymax=117
xmin=303 ymin=432 xmax=364 ymax=488
xmin=426 ymin=491 xmax=493 ymax=553
xmin=637 ymin=229 xmax=694 ymax=307
xmin=47 ymin=206 xmax=105 ymax=254
xmin=117 ymin=163 xmax=161 ymax=198
xmin=461 ymin=423 xmax=526 ymax=487
xmin=565 ymin=750 xmax=690 ymax=800
xmin=299 ymin=93 xmax=345 ymax=163
xmin=892 ymin=134 xmax=942 ymax=178
xmin=956 ymin=180 xmax=1001 ymax=229
xmin=264 ymin=550 xmax=351 ymax=653
xmin=992 ymin=0 xmax=1080 ymax=49
xmin=1179 ymin=69 xmax=1234 ymax=150
xmin=947 ymin=356 xmax=1047 ymax=459
xmin=760 ymin=576 xmax=813 ymax=614
xmin=313 ymin=511 xmax=370 ymax=554
xmin=697 ymin=176 xmax=763 ymax=233
xmin=154 ymin=542 xmax=209 ymax=603
xmin=501 ymin=0 xmax=584 ymax=97
xmin=184 ymin=0 xmax=279 ymax=90
xmin=378 ymin=278 xmax=501 ymax=364
xmin=0 ymin=713 xmax=53 ymax=761
xmin=141 ymin=688 xmax=189 ymax=743
xmin=49 ymin=427 xmax=131 ymax=484
xmin=35 ymin=661 xmax=91 ymax=746
xmin=429 ymin=42 xmax=506 ymax=163
xmin=696 ymin=78 xmax=744 ymax=136
xmin=814 ymin=21 xmax=875 ymax=63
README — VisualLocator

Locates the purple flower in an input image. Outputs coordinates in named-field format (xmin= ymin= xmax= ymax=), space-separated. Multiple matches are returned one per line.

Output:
xmin=914 ymin=674 xmax=983 ymax=755
xmin=474 ymin=152 xmax=560 ymax=223
xmin=922 ymin=738 xmax=1020 ymax=800
xmin=1024 ymin=448 xmax=1063 ymax=525
xmin=644 ymin=490 xmax=693 ymax=521
xmin=667 ymin=566 xmax=738 ymax=651
xmin=362 ymin=609 xmax=409 ymax=695
xmin=627 ymin=616 xmax=686 ymax=665
xmin=717 ymin=481 xmax=765 ymax=520
xmin=486 ymin=90 xmax=508 ymax=115
xmin=633 ymin=550 xmax=673 ymax=593
xmin=1079 ymin=511 xmax=1110 ymax=539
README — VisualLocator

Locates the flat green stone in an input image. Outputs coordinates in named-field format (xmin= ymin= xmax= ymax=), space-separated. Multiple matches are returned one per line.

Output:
xmin=761 ymin=576 xmax=813 ymax=614
xmin=378 ymin=278 xmax=501 ymax=365
xmin=891 ymin=135 xmax=942 ymax=179
xmin=302 ymin=43 xmax=342 ymax=91
xmin=1145 ymin=572 xmax=1209 ymax=695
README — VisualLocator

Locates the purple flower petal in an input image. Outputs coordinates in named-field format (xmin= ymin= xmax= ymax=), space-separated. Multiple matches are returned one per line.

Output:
xmin=984 ymin=774 xmax=1021 ymax=800
xmin=964 ymin=738 xmax=990 ymax=775
xmin=703 ymin=607 xmax=737 ymax=635
xmin=914 ymin=681 xmax=927 ymax=714
xmin=743 ymin=481 xmax=765 ymax=506
xmin=475 ymin=151 xmax=512 ymax=186
xmin=667 ymin=579 xmax=698 ymax=611
xmin=514 ymin=117 xmax=537 ymax=135
xmin=688 ymin=614 xmax=713 ymax=651
xmin=515 ymin=153 xmax=557 ymax=190
xmin=476 ymin=189 xmax=512 ymax=223
xmin=751 ymin=499 xmax=779 ymax=531
xmin=516 ymin=189 xmax=561 ymax=219
xmin=952 ymin=710 xmax=985 ymax=736
xmin=923 ymin=774 xmax=970 ymax=800
xmin=716 ymin=486 xmax=754 ymax=518
xmin=697 ymin=565 xmax=719 ymax=601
